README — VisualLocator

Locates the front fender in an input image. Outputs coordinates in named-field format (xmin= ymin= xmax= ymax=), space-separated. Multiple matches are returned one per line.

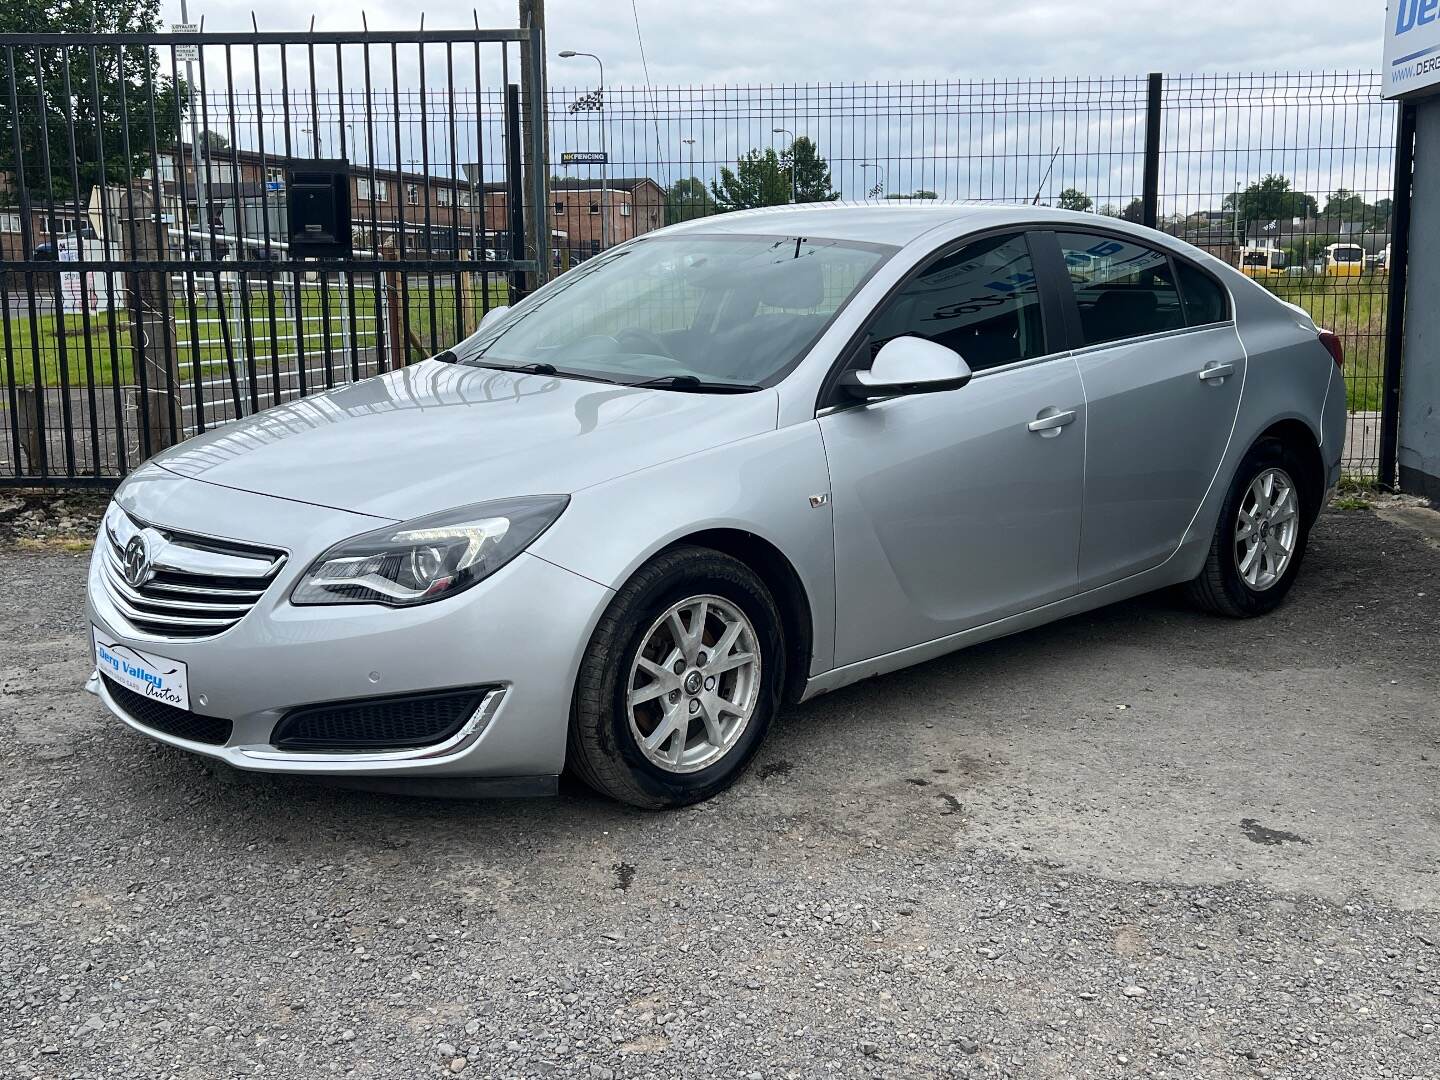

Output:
xmin=528 ymin=422 xmax=836 ymax=677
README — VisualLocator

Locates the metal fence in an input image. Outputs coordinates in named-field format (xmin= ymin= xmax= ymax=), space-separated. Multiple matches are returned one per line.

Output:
xmin=0 ymin=60 xmax=1405 ymax=485
xmin=0 ymin=26 xmax=545 ymax=487
xmin=545 ymin=71 xmax=1401 ymax=478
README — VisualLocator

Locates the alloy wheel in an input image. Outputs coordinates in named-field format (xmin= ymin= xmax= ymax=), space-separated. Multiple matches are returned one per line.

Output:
xmin=1234 ymin=467 xmax=1299 ymax=591
xmin=626 ymin=594 xmax=761 ymax=774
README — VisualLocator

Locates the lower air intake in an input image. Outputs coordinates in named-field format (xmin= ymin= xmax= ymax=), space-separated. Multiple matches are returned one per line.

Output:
xmin=103 ymin=676 xmax=233 ymax=746
xmin=270 ymin=688 xmax=492 ymax=751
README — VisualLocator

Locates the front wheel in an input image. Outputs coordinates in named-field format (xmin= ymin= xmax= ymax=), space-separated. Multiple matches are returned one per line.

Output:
xmin=1186 ymin=437 xmax=1311 ymax=617
xmin=567 ymin=546 xmax=784 ymax=809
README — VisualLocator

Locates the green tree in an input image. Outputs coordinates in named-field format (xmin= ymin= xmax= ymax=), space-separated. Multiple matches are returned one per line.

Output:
xmin=1323 ymin=187 xmax=1384 ymax=227
xmin=0 ymin=0 xmax=183 ymax=203
xmin=710 ymin=147 xmax=792 ymax=212
xmin=710 ymin=138 xmax=840 ymax=212
xmin=665 ymin=176 xmax=714 ymax=224
xmin=1223 ymin=175 xmax=1319 ymax=225
xmin=1057 ymin=187 xmax=1093 ymax=212
xmin=1120 ymin=198 xmax=1146 ymax=223
xmin=201 ymin=128 xmax=230 ymax=152
xmin=885 ymin=189 xmax=938 ymax=200
xmin=782 ymin=136 xmax=839 ymax=203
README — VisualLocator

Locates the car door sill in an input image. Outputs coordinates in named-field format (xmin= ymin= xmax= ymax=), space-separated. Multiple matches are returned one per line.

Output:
xmin=800 ymin=562 xmax=1181 ymax=701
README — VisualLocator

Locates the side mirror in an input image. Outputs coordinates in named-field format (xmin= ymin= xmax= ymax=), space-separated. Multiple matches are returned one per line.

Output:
xmin=477 ymin=305 xmax=511 ymax=332
xmin=842 ymin=335 xmax=972 ymax=398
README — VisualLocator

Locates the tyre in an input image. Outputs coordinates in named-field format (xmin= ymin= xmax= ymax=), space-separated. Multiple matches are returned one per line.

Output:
xmin=1186 ymin=437 xmax=1312 ymax=617
xmin=567 ymin=546 xmax=785 ymax=809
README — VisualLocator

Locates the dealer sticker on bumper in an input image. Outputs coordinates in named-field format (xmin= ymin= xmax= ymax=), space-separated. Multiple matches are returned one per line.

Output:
xmin=92 ymin=627 xmax=190 ymax=711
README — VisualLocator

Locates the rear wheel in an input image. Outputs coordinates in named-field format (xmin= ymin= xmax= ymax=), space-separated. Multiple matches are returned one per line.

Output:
xmin=1186 ymin=437 xmax=1311 ymax=617
xmin=567 ymin=546 xmax=784 ymax=809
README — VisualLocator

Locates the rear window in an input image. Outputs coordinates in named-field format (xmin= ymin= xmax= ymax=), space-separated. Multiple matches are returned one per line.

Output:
xmin=1056 ymin=231 xmax=1185 ymax=346
xmin=1175 ymin=261 xmax=1229 ymax=326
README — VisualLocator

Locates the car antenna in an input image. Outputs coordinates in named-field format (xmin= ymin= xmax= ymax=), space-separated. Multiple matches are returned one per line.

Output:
xmin=1032 ymin=146 xmax=1061 ymax=205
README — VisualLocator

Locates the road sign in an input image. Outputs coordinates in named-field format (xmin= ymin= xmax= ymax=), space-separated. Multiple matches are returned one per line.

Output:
xmin=561 ymin=151 xmax=608 ymax=166
xmin=171 ymin=23 xmax=199 ymax=61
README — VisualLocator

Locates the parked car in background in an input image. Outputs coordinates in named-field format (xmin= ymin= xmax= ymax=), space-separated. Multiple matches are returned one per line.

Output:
xmin=1322 ymin=242 xmax=1365 ymax=277
xmin=1237 ymin=246 xmax=1286 ymax=277
xmin=86 ymin=204 xmax=1346 ymax=809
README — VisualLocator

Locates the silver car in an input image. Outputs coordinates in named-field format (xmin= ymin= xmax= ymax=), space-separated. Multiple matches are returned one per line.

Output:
xmin=85 ymin=204 xmax=1346 ymax=808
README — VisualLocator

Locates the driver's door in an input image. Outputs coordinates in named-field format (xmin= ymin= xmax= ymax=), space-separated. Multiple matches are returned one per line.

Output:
xmin=818 ymin=230 xmax=1087 ymax=666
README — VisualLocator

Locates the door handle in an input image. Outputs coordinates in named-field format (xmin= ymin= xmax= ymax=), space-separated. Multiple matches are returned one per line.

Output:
xmin=1027 ymin=408 xmax=1076 ymax=436
xmin=1198 ymin=362 xmax=1235 ymax=382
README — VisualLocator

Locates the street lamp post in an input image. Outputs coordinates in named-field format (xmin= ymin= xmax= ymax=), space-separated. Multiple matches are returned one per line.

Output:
xmin=682 ymin=137 xmax=696 ymax=219
xmin=860 ymin=162 xmax=887 ymax=202
xmin=772 ymin=127 xmax=796 ymax=203
xmin=559 ymin=50 xmax=608 ymax=252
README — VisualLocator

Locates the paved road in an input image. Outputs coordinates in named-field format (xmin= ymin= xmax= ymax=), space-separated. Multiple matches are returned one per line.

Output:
xmin=2 ymin=506 xmax=1438 ymax=1078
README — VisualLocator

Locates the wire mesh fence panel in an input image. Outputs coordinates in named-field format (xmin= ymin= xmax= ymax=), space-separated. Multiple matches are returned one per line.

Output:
xmin=1157 ymin=72 xmax=1396 ymax=477
xmin=0 ymin=55 xmax=1401 ymax=485
xmin=547 ymin=73 xmax=1398 ymax=478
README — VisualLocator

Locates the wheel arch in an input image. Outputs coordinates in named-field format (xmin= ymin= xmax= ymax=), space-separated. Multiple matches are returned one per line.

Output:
xmin=1254 ymin=416 xmax=1325 ymax=523
xmin=657 ymin=528 xmax=814 ymax=706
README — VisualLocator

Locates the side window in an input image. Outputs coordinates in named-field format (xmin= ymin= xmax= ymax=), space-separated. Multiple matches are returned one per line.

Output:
xmin=1174 ymin=260 xmax=1229 ymax=326
xmin=1056 ymin=231 xmax=1185 ymax=346
xmin=861 ymin=232 xmax=1047 ymax=372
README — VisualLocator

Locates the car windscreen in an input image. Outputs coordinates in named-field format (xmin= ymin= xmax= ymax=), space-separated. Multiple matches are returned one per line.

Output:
xmin=454 ymin=233 xmax=893 ymax=389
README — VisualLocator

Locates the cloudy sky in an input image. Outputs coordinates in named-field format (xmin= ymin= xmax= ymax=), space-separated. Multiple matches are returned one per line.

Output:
xmin=147 ymin=0 xmax=1396 ymax=210
xmin=160 ymin=0 xmax=1389 ymax=87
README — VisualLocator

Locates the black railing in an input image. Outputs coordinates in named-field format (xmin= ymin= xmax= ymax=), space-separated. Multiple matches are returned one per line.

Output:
xmin=0 ymin=26 xmax=545 ymax=487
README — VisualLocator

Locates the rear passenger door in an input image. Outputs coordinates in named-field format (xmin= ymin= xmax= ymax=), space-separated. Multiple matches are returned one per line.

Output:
xmin=1049 ymin=231 xmax=1244 ymax=590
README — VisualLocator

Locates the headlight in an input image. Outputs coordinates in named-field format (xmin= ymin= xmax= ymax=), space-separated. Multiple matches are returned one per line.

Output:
xmin=290 ymin=496 xmax=569 ymax=607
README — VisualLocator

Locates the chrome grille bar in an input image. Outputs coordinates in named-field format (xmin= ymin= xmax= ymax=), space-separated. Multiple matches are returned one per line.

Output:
xmin=99 ymin=505 xmax=286 ymax=639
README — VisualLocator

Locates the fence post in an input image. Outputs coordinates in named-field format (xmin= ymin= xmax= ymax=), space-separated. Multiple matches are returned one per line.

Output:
xmin=504 ymin=83 xmax=529 ymax=301
xmin=1141 ymin=72 xmax=1163 ymax=230
xmin=383 ymin=242 xmax=403 ymax=369
xmin=518 ymin=8 xmax=550 ymax=293
xmin=1379 ymin=99 xmax=1417 ymax=491
xmin=120 ymin=186 xmax=180 ymax=454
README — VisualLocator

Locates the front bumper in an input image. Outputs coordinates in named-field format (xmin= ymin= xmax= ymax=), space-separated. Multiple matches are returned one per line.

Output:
xmin=85 ymin=471 xmax=614 ymax=780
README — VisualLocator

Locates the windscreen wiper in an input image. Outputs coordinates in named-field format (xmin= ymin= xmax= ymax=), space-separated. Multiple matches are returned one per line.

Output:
xmin=460 ymin=359 xmax=620 ymax=384
xmin=627 ymin=374 xmax=765 ymax=394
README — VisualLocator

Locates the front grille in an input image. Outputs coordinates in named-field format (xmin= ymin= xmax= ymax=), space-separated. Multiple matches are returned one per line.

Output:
xmin=98 ymin=506 xmax=285 ymax=640
xmin=271 ymin=688 xmax=491 ymax=751
xmin=102 ymin=675 xmax=233 ymax=746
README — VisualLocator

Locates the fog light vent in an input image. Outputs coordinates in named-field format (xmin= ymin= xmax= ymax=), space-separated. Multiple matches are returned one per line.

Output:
xmin=271 ymin=688 xmax=493 ymax=751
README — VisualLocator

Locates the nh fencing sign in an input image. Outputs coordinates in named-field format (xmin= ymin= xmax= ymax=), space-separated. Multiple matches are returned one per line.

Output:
xmin=561 ymin=151 xmax=609 ymax=166
xmin=1385 ymin=0 xmax=1440 ymax=99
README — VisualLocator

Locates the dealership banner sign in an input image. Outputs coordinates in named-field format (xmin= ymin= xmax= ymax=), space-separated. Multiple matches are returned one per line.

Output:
xmin=1386 ymin=0 xmax=1440 ymax=99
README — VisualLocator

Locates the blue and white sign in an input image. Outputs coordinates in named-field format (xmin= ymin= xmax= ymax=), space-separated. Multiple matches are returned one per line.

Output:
xmin=93 ymin=627 xmax=190 ymax=711
xmin=1385 ymin=0 xmax=1440 ymax=99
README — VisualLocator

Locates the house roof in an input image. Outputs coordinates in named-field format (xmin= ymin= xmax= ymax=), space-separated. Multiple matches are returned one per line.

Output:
xmin=480 ymin=177 xmax=664 ymax=195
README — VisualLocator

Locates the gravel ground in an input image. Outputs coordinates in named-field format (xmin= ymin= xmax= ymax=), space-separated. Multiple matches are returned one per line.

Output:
xmin=2 ymin=505 xmax=1439 ymax=1080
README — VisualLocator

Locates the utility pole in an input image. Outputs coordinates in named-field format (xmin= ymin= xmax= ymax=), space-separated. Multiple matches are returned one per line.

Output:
xmin=772 ymin=128 xmax=795 ymax=203
xmin=683 ymin=138 xmax=695 ymax=219
xmin=518 ymin=0 xmax=550 ymax=291
xmin=179 ymin=0 xmax=209 ymax=260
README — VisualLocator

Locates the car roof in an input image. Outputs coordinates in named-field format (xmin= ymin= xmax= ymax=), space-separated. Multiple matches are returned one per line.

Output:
xmin=653 ymin=201 xmax=1258 ymax=292
xmin=657 ymin=201 xmax=1146 ymax=248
